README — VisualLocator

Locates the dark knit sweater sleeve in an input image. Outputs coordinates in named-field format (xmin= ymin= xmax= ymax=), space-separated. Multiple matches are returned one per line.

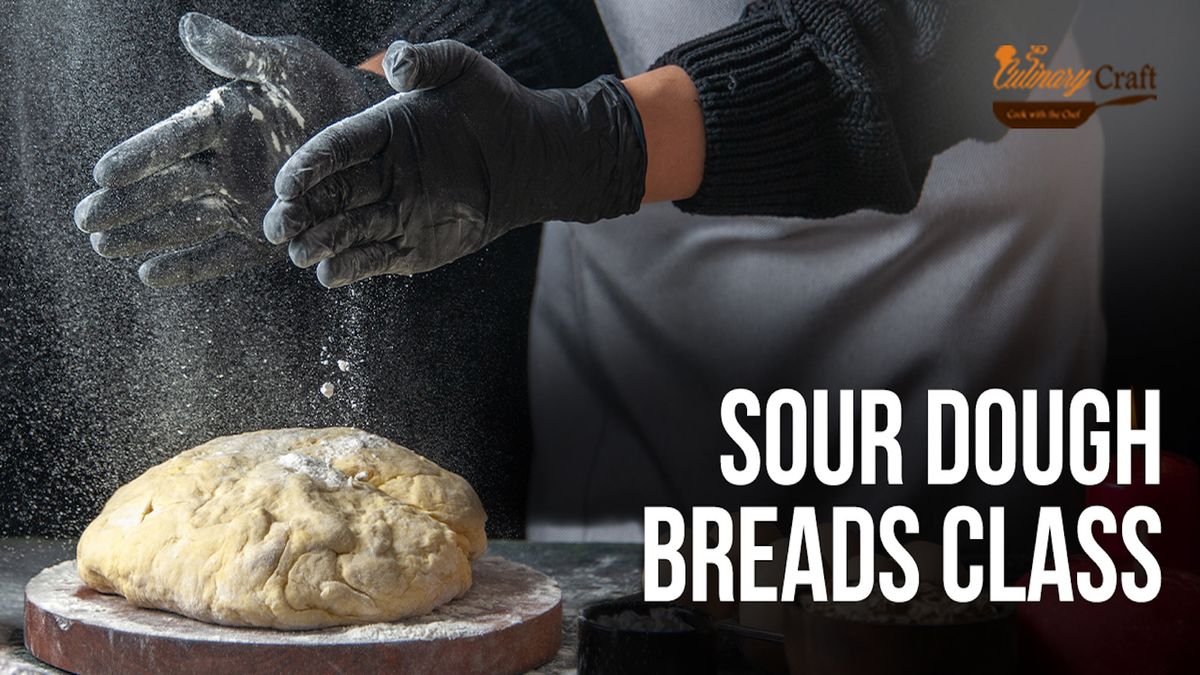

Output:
xmin=377 ymin=0 xmax=618 ymax=89
xmin=652 ymin=0 xmax=1078 ymax=217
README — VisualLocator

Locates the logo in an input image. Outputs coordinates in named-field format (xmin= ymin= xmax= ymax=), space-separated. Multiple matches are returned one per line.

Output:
xmin=992 ymin=44 xmax=1156 ymax=129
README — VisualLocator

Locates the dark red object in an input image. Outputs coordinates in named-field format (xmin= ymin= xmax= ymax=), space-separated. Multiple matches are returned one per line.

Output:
xmin=1085 ymin=450 xmax=1200 ymax=573
xmin=1017 ymin=556 xmax=1200 ymax=675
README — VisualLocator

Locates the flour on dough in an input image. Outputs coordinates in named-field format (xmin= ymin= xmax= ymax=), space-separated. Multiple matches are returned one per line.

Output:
xmin=76 ymin=427 xmax=487 ymax=629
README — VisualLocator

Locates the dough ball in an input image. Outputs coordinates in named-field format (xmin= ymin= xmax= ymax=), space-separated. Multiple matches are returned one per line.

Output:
xmin=76 ymin=427 xmax=487 ymax=629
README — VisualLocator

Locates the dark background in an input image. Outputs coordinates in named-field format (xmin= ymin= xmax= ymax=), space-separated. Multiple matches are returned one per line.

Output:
xmin=1076 ymin=0 xmax=1200 ymax=464
xmin=1 ymin=0 xmax=1197 ymax=537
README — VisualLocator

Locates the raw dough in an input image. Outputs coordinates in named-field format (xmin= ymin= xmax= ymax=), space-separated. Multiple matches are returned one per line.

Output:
xmin=76 ymin=427 xmax=487 ymax=629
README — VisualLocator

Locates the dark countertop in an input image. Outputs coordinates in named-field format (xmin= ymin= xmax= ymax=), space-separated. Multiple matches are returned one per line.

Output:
xmin=0 ymin=538 xmax=642 ymax=674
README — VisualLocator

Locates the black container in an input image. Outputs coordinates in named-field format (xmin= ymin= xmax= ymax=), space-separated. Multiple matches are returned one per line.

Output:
xmin=783 ymin=601 xmax=1018 ymax=675
xmin=577 ymin=597 xmax=718 ymax=675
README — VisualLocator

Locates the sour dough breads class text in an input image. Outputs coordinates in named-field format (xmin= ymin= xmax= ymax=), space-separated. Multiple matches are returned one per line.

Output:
xmin=645 ymin=389 xmax=1162 ymax=606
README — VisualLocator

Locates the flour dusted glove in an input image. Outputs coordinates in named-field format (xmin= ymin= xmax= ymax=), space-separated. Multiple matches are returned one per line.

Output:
xmin=266 ymin=39 xmax=646 ymax=288
xmin=74 ymin=13 xmax=389 ymax=288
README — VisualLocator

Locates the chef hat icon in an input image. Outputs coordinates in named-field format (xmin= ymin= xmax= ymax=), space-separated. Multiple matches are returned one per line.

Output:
xmin=994 ymin=45 xmax=1018 ymax=71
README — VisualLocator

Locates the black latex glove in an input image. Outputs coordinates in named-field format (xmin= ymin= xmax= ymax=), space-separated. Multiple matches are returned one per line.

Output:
xmin=264 ymin=39 xmax=647 ymax=289
xmin=74 ymin=12 xmax=388 ymax=288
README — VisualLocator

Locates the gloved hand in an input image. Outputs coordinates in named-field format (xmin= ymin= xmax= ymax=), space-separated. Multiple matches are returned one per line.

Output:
xmin=74 ymin=12 xmax=389 ymax=288
xmin=264 ymin=39 xmax=647 ymax=289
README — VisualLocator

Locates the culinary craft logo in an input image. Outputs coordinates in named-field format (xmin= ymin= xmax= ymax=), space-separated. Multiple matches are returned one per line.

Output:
xmin=992 ymin=44 xmax=1157 ymax=128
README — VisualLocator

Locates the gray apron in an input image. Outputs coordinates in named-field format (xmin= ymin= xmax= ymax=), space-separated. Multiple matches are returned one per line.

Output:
xmin=527 ymin=1 xmax=1104 ymax=543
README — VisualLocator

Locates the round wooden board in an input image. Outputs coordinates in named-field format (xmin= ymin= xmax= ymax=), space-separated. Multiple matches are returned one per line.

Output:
xmin=24 ymin=557 xmax=562 ymax=675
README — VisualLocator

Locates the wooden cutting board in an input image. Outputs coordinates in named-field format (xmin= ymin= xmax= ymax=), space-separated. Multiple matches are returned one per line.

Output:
xmin=24 ymin=557 xmax=561 ymax=675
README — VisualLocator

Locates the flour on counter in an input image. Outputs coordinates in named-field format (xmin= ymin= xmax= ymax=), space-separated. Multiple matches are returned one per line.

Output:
xmin=26 ymin=558 xmax=559 ymax=644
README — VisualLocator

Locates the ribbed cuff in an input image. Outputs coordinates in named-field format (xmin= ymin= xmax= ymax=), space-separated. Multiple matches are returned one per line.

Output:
xmin=653 ymin=0 xmax=950 ymax=219
xmin=651 ymin=12 xmax=831 ymax=216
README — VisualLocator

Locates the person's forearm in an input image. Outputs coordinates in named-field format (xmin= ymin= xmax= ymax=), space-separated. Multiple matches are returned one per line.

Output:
xmin=622 ymin=66 xmax=705 ymax=203
xmin=359 ymin=51 xmax=386 ymax=75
